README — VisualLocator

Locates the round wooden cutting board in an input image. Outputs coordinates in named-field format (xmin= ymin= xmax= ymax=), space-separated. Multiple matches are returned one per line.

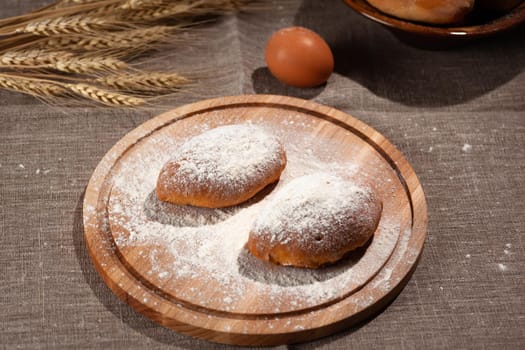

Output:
xmin=83 ymin=95 xmax=427 ymax=346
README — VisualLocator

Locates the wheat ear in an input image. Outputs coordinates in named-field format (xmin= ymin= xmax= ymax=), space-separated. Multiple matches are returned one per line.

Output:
xmin=13 ymin=15 xmax=112 ymax=36
xmin=0 ymin=73 xmax=68 ymax=98
xmin=0 ymin=50 xmax=73 ymax=66
xmin=119 ymin=3 xmax=198 ymax=21
xmin=82 ymin=3 xmax=125 ymax=18
xmin=0 ymin=50 xmax=127 ymax=73
xmin=66 ymin=83 xmax=145 ymax=106
xmin=0 ymin=73 xmax=144 ymax=106
xmin=95 ymin=72 xmax=190 ymax=92
xmin=54 ymin=56 xmax=128 ymax=74
xmin=121 ymin=0 xmax=246 ymax=13
xmin=121 ymin=0 xmax=166 ymax=10
xmin=55 ymin=0 xmax=110 ymax=7
xmin=0 ymin=0 xmax=122 ymax=30
xmin=34 ymin=26 xmax=176 ymax=52
xmin=117 ymin=1 xmax=244 ymax=22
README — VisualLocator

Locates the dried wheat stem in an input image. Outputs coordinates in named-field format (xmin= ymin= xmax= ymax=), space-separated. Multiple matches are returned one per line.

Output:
xmin=0 ymin=73 xmax=145 ymax=106
xmin=121 ymin=0 xmax=246 ymax=13
xmin=34 ymin=26 xmax=175 ymax=51
xmin=119 ymin=3 xmax=196 ymax=21
xmin=0 ymin=0 xmax=121 ymax=28
xmin=66 ymin=83 xmax=145 ymax=106
xmin=0 ymin=73 xmax=68 ymax=97
xmin=0 ymin=33 xmax=37 ymax=53
xmin=55 ymin=0 xmax=109 ymax=7
xmin=118 ymin=1 xmax=242 ymax=22
xmin=82 ymin=3 xmax=125 ymax=18
xmin=95 ymin=72 xmax=190 ymax=92
xmin=0 ymin=4 xmax=55 ymax=27
xmin=0 ymin=50 xmax=72 ymax=67
xmin=0 ymin=0 xmax=251 ymax=107
xmin=53 ymin=56 xmax=128 ymax=73
xmin=190 ymin=0 xmax=246 ymax=11
xmin=14 ymin=15 xmax=112 ymax=36
xmin=0 ymin=50 xmax=126 ymax=73
xmin=121 ymin=0 xmax=166 ymax=10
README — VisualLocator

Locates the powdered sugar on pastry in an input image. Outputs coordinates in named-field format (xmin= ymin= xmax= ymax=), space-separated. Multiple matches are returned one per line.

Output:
xmin=248 ymin=173 xmax=382 ymax=268
xmin=156 ymin=124 xmax=287 ymax=208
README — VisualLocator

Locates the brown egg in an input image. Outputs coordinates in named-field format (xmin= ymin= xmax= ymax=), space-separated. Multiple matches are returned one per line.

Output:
xmin=265 ymin=27 xmax=334 ymax=88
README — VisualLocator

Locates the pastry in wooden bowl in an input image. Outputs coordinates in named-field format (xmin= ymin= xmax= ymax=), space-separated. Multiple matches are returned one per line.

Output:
xmin=247 ymin=172 xmax=382 ymax=268
xmin=156 ymin=124 xmax=287 ymax=208
xmin=366 ymin=0 xmax=475 ymax=24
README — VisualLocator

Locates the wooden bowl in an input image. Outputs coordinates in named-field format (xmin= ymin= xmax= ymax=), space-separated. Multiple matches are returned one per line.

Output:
xmin=342 ymin=0 xmax=525 ymax=49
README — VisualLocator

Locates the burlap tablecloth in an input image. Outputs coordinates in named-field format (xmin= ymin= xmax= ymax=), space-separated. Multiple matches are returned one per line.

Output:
xmin=1 ymin=1 xmax=523 ymax=349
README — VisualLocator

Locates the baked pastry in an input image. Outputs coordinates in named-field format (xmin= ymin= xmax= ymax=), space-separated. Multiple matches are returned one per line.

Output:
xmin=247 ymin=173 xmax=382 ymax=268
xmin=366 ymin=0 xmax=475 ymax=24
xmin=156 ymin=124 xmax=287 ymax=208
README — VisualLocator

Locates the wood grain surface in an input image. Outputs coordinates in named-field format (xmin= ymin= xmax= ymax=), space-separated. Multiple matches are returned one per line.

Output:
xmin=83 ymin=95 xmax=427 ymax=345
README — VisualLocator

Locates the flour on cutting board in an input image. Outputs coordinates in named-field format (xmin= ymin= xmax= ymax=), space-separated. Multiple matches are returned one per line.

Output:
xmin=100 ymin=115 xmax=405 ymax=313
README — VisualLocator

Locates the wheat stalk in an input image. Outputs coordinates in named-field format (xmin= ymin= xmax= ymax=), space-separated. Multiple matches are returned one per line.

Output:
xmin=117 ymin=1 xmax=243 ymax=22
xmin=0 ymin=72 xmax=145 ymax=106
xmin=54 ymin=56 xmax=128 ymax=73
xmin=0 ymin=50 xmax=72 ymax=66
xmin=34 ymin=26 xmax=175 ymax=52
xmin=82 ymin=3 xmax=125 ymax=18
xmin=55 ymin=0 xmax=109 ymax=7
xmin=0 ymin=73 xmax=68 ymax=98
xmin=0 ymin=50 xmax=127 ymax=73
xmin=119 ymin=0 xmax=244 ymax=20
xmin=0 ymin=1 xmax=121 ymax=30
xmin=95 ymin=72 xmax=190 ymax=92
xmin=66 ymin=83 xmax=145 ymax=106
xmin=190 ymin=0 xmax=246 ymax=12
xmin=0 ymin=71 xmax=148 ymax=107
xmin=119 ymin=3 xmax=198 ymax=21
xmin=13 ymin=15 xmax=112 ymax=36
xmin=0 ymin=0 xmax=253 ymax=108
xmin=121 ymin=0 xmax=166 ymax=10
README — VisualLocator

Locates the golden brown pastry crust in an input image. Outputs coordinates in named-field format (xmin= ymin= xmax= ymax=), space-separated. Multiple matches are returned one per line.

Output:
xmin=367 ymin=0 xmax=475 ymax=24
xmin=247 ymin=173 xmax=383 ymax=269
xmin=156 ymin=124 xmax=287 ymax=208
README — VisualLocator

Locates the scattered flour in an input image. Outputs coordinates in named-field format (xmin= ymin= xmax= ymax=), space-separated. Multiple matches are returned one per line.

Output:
xmin=462 ymin=143 xmax=472 ymax=152
xmin=100 ymin=116 xmax=405 ymax=315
